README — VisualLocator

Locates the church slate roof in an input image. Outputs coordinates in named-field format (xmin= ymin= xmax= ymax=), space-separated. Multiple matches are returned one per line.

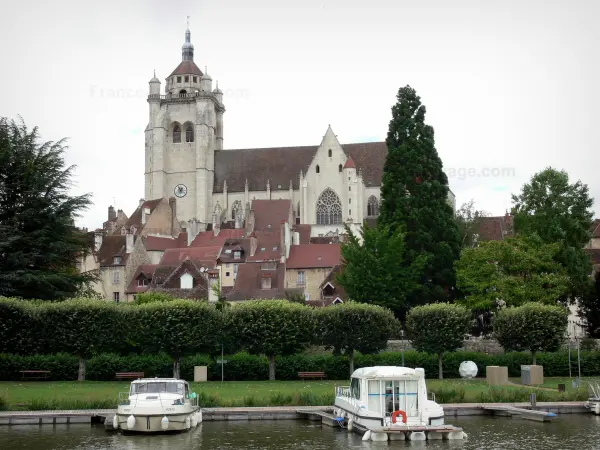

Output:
xmin=169 ymin=60 xmax=203 ymax=77
xmin=213 ymin=141 xmax=388 ymax=193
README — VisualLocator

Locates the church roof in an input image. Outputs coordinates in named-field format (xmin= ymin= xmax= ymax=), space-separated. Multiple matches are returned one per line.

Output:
xmin=343 ymin=156 xmax=356 ymax=169
xmin=169 ymin=60 xmax=203 ymax=77
xmin=214 ymin=141 xmax=387 ymax=193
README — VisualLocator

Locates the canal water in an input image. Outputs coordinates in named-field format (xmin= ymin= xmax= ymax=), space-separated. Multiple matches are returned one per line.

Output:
xmin=2 ymin=415 xmax=600 ymax=449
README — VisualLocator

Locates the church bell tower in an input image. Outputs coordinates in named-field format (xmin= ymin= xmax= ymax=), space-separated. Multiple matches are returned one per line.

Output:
xmin=144 ymin=21 xmax=225 ymax=225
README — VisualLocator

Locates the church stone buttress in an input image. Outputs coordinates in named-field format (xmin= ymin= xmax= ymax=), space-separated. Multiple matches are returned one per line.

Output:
xmin=145 ymin=25 xmax=225 ymax=225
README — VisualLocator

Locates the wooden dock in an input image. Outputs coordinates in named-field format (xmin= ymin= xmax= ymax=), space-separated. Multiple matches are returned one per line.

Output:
xmin=0 ymin=409 xmax=115 ymax=425
xmin=483 ymin=405 xmax=557 ymax=422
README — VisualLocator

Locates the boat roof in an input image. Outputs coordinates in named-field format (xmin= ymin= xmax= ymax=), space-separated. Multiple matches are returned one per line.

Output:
xmin=350 ymin=366 xmax=424 ymax=379
xmin=131 ymin=378 xmax=188 ymax=384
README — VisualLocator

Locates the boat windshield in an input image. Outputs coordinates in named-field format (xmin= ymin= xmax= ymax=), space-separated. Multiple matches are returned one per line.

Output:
xmin=131 ymin=382 xmax=185 ymax=395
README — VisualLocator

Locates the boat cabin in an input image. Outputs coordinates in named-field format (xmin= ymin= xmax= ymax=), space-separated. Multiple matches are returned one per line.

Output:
xmin=130 ymin=378 xmax=190 ymax=398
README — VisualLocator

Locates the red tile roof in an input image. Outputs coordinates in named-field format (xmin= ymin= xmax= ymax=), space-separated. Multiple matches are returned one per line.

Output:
xmin=190 ymin=228 xmax=246 ymax=247
xmin=286 ymin=244 xmax=341 ymax=269
xmin=225 ymin=262 xmax=288 ymax=301
xmin=214 ymin=141 xmax=387 ymax=193
xmin=473 ymin=215 xmax=514 ymax=241
xmin=159 ymin=246 xmax=221 ymax=267
xmin=124 ymin=199 xmax=163 ymax=233
xmin=293 ymin=224 xmax=312 ymax=244
xmin=125 ymin=264 xmax=157 ymax=294
xmin=343 ymin=156 xmax=356 ymax=169
xmin=169 ymin=60 xmax=203 ymax=77
xmin=145 ymin=233 xmax=187 ymax=251
xmin=246 ymin=231 xmax=282 ymax=262
xmin=251 ymin=199 xmax=291 ymax=231
xmin=96 ymin=235 xmax=128 ymax=266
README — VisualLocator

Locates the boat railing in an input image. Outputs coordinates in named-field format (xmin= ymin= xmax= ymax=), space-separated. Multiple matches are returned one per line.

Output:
xmin=335 ymin=385 xmax=351 ymax=397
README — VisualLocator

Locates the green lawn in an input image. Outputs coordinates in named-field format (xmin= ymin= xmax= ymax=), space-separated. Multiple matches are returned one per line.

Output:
xmin=0 ymin=377 xmax=595 ymax=411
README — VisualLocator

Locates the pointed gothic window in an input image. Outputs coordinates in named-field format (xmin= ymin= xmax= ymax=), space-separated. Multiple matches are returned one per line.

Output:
xmin=173 ymin=124 xmax=181 ymax=143
xmin=367 ymin=195 xmax=380 ymax=217
xmin=328 ymin=149 xmax=332 ymax=157
xmin=316 ymin=165 xmax=320 ymax=174
xmin=185 ymin=124 xmax=194 ymax=142
xmin=316 ymin=188 xmax=342 ymax=225
xmin=231 ymin=200 xmax=242 ymax=220
xmin=338 ymin=164 xmax=342 ymax=172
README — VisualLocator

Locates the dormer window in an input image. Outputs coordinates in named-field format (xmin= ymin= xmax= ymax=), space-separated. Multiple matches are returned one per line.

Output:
xmin=137 ymin=278 xmax=149 ymax=287
xmin=113 ymin=256 xmax=121 ymax=265
xmin=225 ymin=249 xmax=232 ymax=254
xmin=234 ymin=251 xmax=241 ymax=259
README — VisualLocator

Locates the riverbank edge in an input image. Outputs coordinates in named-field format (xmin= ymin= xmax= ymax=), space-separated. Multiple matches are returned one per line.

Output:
xmin=0 ymin=401 xmax=588 ymax=425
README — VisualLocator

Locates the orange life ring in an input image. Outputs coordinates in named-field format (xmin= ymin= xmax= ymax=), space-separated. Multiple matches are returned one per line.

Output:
xmin=391 ymin=410 xmax=407 ymax=424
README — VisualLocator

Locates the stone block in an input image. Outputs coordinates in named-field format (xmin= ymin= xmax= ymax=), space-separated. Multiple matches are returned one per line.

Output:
xmin=486 ymin=366 xmax=509 ymax=385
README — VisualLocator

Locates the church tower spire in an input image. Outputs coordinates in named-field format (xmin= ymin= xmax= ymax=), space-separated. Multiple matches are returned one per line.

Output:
xmin=182 ymin=16 xmax=194 ymax=61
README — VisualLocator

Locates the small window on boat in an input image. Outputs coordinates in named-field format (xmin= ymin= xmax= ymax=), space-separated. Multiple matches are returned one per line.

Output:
xmin=350 ymin=377 xmax=360 ymax=399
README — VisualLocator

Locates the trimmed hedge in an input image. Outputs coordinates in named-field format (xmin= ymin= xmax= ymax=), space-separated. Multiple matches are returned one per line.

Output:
xmin=0 ymin=350 xmax=597 ymax=381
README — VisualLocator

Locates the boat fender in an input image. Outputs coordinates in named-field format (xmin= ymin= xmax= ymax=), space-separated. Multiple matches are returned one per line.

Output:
xmin=126 ymin=415 xmax=136 ymax=430
xmin=391 ymin=410 xmax=407 ymax=424
xmin=185 ymin=416 xmax=191 ymax=429
xmin=161 ymin=416 xmax=169 ymax=431
xmin=191 ymin=414 xmax=198 ymax=428
xmin=347 ymin=418 xmax=354 ymax=432
xmin=462 ymin=431 xmax=468 ymax=439
xmin=362 ymin=430 xmax=371 ymax=441
xmin=112 ymin=415 xmax=118 ymax=430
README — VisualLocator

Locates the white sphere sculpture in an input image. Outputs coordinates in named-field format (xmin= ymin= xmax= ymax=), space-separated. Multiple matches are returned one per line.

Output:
xmin=459 ymin=361 xmax=478 ymax=379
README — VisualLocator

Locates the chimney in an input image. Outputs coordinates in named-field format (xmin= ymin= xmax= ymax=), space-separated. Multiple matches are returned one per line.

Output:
xmin=186 ymin=219 xmax=202 ymax=246
xmin=94 ymin=230 xmax=103 ymax=252
xmin=141 ymin=207 xmax=151 ymax=225
xmin=249 ymin=232 xmax=257 ymax=256
xmin=293 ymin=231 xmax=300 ymax=245
xmin=169 ymin=197 xmax=177 ymax=236
xmin=126 ymin=231 xmax=134 ymax=254
xmin=108 ymin=205 xmax=116 ymax=221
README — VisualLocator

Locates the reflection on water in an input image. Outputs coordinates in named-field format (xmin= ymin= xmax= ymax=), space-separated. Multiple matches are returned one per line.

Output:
xmin=2 ymin=415 xmax=600 ymax=449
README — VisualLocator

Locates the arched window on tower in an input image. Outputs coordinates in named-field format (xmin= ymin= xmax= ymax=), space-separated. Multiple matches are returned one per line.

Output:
xmin=173 ymin=124 xmax=181 ymax=143
xmin=338 ymin=164 xmax=342 ymax=172
xmin=367 ymin=195 xmax=380 ymax=217
xmin=185 ymin=124 xmax=194 ymax=143
xmin=316 ymin=165 xmax=320 ymax=174
xmin=328 ymin=149 xmax=332 ymax=157
xmin=231 ymin=200 xmax=242 ymax=220
xmin=316 ymin=188 xmax=342 ymax=225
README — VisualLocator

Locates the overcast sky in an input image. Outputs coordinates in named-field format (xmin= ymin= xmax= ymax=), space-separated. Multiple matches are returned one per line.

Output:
xmin=1 ymin=0 xmax=598 ymax=228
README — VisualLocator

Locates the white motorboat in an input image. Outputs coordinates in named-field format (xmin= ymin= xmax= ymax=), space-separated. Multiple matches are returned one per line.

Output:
xmin=114 ymin=378 xmax=202 ymax=433
xmin=333 ymin=366 xmax=466 ymax=441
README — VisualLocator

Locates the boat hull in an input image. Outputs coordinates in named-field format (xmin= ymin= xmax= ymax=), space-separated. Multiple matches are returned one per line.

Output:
xmin=115 ymin=407 xmax=201 ymax=433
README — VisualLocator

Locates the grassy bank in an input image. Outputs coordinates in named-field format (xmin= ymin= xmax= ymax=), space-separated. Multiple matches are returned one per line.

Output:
xmin=0 ymin=377 xmax=594 ymax=411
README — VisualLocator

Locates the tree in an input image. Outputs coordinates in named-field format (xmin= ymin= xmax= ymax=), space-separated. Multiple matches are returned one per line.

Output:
xmin=43 ymin=299 xmax=123 ymax=381
xmin=455 ymin=234 xmax=570 ymax=313
xmin=579 ymin=272 xmax=600 ymax=338
xmin=130 ymin=300 xmax=221 ymax=378
xmin=405 ymin=303 xmax=471 ymax=379
xmin=132 ymin=291 xmax=175 ymax=305
xmin=227 ymin=300 xmax=314 ymax=380
xmin=512 ymin=167 xmax=594 ymax=298
xmin=0 ymin=297 xmax=44 ymax=355
xmin=493 ymin=303 xmax=568 ymax=364
xmin=455 ymin=200 xmax=491 ymax=248
xmin=337 ymin=223 xmax=427 ymax=320
xmin=378 ymin=86 xmax=461 ymax=305
xmin=315 ymin=302 xmax=397 ymax=375
xmin=0 ymin=117 xmax=93 ymax=300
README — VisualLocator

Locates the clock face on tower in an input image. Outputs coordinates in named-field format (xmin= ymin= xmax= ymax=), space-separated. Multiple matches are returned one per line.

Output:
xmin=174 ymin=184 xmax=187 ymax=198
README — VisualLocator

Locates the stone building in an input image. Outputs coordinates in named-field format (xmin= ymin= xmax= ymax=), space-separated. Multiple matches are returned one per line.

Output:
xmin=144 ymin=26 xmax=456 ymax=238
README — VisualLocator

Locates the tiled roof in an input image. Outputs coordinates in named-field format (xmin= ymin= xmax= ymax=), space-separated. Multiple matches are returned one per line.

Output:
xmin=293 ymin=224 xmax=312 ymax=244
xmin=219 ymin=239 xmax=251 ymax=264
xmin=124 ymin=199 xmax=163 ymax=232
xmin=246 ymin=231 xmax=282 ymax=262
xmin=145 ymin=233 xmax=188 ymax=251
xmin=125 ymin=264 xmax=157 ymax=294
xmin=319 ymin=264 xmax=348 ymax=300
xmin=160 ymin=259 xmax=209 ymax=291
xmin=225 ymin=262 xmax=287 ymax=301
xmin=474 ymin=215 xmax=514 ymax=242
xmin=159 ymin=246 xmax=221 ymax=267
xmin=214 ymin=141 xmax=387 ymax=193
xmin=286 ymin=244 xmax=341 ymax=269
xmin=343 ymin=156 xmax=356 ymax=169
xmin=169 ymin=60 xmax=203 ymax=77
xmin=190 ymin=228 xmax=246 ymax=247
xmin=96 ymin=235 xmax=128 ymax=266
xmin=251 ymin=199 xmax=291 ymax=231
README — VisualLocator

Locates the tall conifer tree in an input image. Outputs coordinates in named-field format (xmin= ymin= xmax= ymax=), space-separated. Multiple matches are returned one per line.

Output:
xmin=378 ymin=86 xmax=460 ymax=305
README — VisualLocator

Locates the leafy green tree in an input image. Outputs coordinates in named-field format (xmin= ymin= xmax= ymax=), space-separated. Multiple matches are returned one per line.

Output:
xmin=0 ymin=297 xmax=44 ymax=355
xmin=130 ymin=300 xmax=221 ymax=378
xmin=0 ymin=117 xmax=94 ymax=300
xmin=132 ymin=291 xmax=174 ymax=305
xmin=316 ymin=302 xmax=396 ymax=375
xmin=493 ymin=303 xmax=568 ymax=364
xmin=512 ymin=167 xmax=594 ymax=298
xmin=227 ymin=300 xmax=314 ymax=380
xmin=455 ymin=234 xmax=570 ymax=313
xmin=455 ymin=200 xmax=491 ymax=248
xmin=338 ymin=223 xmax=427 ymax=321
xmin=43 ymin=299 xmax=123 ymax=381
xmin=378 ymin=86 xmax=461 ymax=305
xmin=405 ymin=303 xmax=471 ymax=379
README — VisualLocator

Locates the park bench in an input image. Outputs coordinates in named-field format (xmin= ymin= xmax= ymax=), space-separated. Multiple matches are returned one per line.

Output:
xmin=115 ymin=372 xmax=144 ymax=380
xmin=298 ymin=371 xmax=326 ymax=380
xmin=20 ymin=370 xmax=51 ymax=380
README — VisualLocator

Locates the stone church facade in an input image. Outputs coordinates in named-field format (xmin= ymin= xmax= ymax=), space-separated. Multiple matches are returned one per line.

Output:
xmin=145 ymin=27 xmax=456 ymax=236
